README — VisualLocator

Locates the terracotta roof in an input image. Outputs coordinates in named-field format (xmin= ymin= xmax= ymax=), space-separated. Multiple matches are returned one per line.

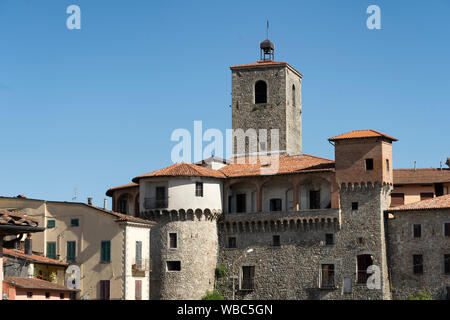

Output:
xmin=230 ymin=60 xmax=303 ymax=78
xmin=219 ymin=154 xmax=335 ymax=178
xmin=3 ymin=276 xmax=73 ymax=291
xmin=386 ymin=194 xmax=450 ymax=212
xmin=83 ymin=204 xmax=155 ymax=225
xmin=0 ymin=210 xmax=39 ymax=227
xmin=106 ymin=182 xmax=138 ymax=197
xmin=329 ymin=130 xmax=398 ymax=142
xmin=394 ymin=168 xmax=450 ymax=185
xmin=2 ymin=248 xmax=68 ymax=267
xmin=133 ymin=162 xmax=226 ymax=182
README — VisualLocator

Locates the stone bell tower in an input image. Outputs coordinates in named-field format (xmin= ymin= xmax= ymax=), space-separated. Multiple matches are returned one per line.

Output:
xmin=230 ymin=38 xmax=303 ymax=157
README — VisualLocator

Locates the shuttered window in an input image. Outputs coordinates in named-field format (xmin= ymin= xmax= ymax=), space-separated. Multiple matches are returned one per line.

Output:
xmin=46 ymin=242 xmax=56 ymax=259
xmin=135 ymin=280 xmax=142 ymax=300
xmin=136 ymin=241 xmax=142 ymax=268
xmin=67 ymin=241 xmax=76 ymax=263
xmin=100 ymin=280 xmax=110 ymax=300
xmin=101 ymin=241 xmax=111 ymax=263
xmin=390 ymin=193 xmax=405 ymax=206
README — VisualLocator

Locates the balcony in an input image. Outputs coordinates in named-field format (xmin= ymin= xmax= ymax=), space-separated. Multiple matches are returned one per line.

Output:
xmin=132 ymin=258 xmax=149 ymax=276
xmin=144 ymin=197 xmax=168 ymax=210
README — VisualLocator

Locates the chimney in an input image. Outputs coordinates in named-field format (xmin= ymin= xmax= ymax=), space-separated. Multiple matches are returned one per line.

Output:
xmin=24 ymin=234 xmax=32 ymax=255
xmin=414 ymin=161 xmax=417 ymax=172
xmin=440 ymin=161 xmax=443 ymax=171
xmin=87 ymin=197 xmax=93 ymax=205
xmin=103 ymin=198 xmax=107 ymax=210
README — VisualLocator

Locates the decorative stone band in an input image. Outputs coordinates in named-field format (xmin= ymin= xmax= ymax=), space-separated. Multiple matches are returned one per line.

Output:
xmin=219 ymin=209 xmax=341 ymax=233
xmin=338 ymin=181 xmax=393 ymax=191
xmin=140 ymin=208 xmax=222 ymax=222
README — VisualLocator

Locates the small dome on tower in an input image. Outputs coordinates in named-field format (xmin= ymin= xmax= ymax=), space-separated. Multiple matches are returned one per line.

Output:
xmin=259 ymin=39 xmax=275 ymax=61
xmin=260 ymin=39 xmax=274 ymax=52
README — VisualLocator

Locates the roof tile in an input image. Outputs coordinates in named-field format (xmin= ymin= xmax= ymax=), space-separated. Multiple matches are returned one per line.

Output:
xmin=387 ymin=194 xmax=450 ymax=212
xmin=329 ymin=129 xmax=398 ymax=142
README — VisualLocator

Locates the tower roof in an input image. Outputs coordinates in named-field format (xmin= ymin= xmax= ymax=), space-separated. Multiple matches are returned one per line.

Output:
xmin=328 ymin=129 xmax=398 ymax=142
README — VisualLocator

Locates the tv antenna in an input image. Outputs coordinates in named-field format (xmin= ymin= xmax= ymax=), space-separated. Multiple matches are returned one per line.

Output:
xmin=72 ymin=187 xmax=78 ymax=201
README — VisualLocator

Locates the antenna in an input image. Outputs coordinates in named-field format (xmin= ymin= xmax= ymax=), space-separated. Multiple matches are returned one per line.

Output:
xmin=266 ymin=20 xmax=269 ymax=39
xmin=72 ymin=187 xmax=78 ymax=201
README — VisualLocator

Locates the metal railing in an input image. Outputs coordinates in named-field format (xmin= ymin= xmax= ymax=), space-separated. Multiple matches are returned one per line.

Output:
xmin=132 ymin=258 xmax=149 ymax=271
xmin=144 ymin=197 xmax=168 ymax=209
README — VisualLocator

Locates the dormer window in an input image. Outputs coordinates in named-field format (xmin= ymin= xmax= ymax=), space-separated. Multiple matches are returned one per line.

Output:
xmin=255 ymin=80 xmax=267 ymax=104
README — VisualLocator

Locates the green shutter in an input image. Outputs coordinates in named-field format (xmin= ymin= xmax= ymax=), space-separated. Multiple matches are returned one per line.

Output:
xmin=101 ymin=241 xmax=111 ymax=262
xmin=67 ymin=241 xmax=76 ymax=262
xmin=46 ymin=242 xmax=56 ymax=259
xmin=47 ymin=220 xmax=55 ymax=228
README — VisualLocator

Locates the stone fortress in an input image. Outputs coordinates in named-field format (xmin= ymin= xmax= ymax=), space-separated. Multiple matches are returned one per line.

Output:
xmin=107 ymin=39 xmax=450 ymax=300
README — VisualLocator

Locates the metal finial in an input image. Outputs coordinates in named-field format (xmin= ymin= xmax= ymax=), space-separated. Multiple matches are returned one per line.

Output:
xmin=266 ymin=20 xmax=269 ymax=39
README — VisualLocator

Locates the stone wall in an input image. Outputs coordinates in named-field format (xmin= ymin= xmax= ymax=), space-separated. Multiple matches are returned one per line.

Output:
xmin=148 ymin=210 xmax=220 ymax=300
xmin=231 ymin=64 xmax=302 ymax=156
xmin=387 ymin=208 xmax=450 ymax=300
xmin=217 ymin=184 xmax=392 ymax=300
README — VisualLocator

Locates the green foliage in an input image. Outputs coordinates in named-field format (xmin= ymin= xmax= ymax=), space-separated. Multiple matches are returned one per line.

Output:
xmin=215 ymin=264 xmax=228 ymax=279
xmin=202 ymin=290 xmax=224 ymax=300
xmin=408 ymin=290 xmax=432 ymax=300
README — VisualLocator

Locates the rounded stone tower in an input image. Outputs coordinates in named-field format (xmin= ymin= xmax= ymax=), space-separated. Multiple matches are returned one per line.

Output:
xmin=145 ymin=209 xmax=221 ymax=300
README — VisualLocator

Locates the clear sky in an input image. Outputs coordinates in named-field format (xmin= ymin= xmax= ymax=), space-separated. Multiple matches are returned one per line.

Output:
xmin=1 ymin=0 xmax=449 ymax=208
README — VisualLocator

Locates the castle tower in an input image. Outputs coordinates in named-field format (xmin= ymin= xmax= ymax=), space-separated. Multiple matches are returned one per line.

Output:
xmin=329 ymin=130 xmax=398 ymax=299
xmin=230 ymin=39 xmax=303 ymax=156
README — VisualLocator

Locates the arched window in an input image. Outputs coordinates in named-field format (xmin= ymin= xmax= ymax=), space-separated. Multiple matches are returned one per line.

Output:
xmin=255 ymin=80 xmax=267 ymax=104
xmin=292 ymin=85 xmax=296 ymax=107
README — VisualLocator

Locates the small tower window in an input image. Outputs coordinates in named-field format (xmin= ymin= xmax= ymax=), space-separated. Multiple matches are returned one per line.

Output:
xmin=255 ymin=80 xmax=267 ymax=104
xmin=292 ymin=85 xmax=296 ymax=107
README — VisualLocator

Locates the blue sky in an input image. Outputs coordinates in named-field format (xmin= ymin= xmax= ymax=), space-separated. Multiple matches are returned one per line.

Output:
xmin=0 ymin=0 xmax=449 ymax=208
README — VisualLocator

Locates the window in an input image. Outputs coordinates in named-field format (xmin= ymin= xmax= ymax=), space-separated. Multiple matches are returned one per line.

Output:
xmin=352 ymin=202 xmax=358 ymax=211
xmin=45 ymin=292 xmax=50 ymax=299
xmin=386 ymin=159 xmax=390 ymax=171
xmin=135 ymin=280 xmax=142 ymax=300
xmin=169 ymin=233 xmax=177 ymax=249
xmin=101 ymin=241 xmax=111 ymax=263
xmin=413 ymin=224 xmax=422 ymax=238
xmin=270 ymin=199 xmax=282 ymax=212
xmin=321 ymin=264 xmax=335 ymax=288
xmin=357 ymin=254 xmax=374 ymax=284
xmin=27 ymin=292 xmax=33 ymax=298
xmin=444 ymin=255 xmax=450 ymax=275
xmin=413 ymin=254 xmax=423 ymax=274
xmin=60 ymin=293 xmax=65 ymax=299
xmin=445 ymin=223 xmax=450 ymax=237
xmin=391 ymin=193 xmax=405 ymax=206
xmin=119 ymin=198 xmax=128 ymax=214
xmin=46 ymin=242 xmax=56 ymax=260
xmin=365 ymin=158 xmax=374 ymax=171
xmin=135 ymin=241 xmax=142 ymax=269
xmin=325 ymin=233 xmax=334 ymax=245
xmin=155 ymin=187 xmax=167 ymax=208
xmin=195 ymin=182 xmax=204 ymax=197
xmin=100 ymin=280 xmax=110 ymax=300
xmin=292 ymin=85 xmax=296 ymax=107
xmin=167 ymin=261 xmax=181 ymax=271
xmin=67 ymin=241 xmax=76 ymax=263
xmin=272 ymin=235 xmax=280 ymax=247
xmin=236 ymin=194 xmax=246 ymax=213
xmin=241 ymin=266 xmax=255 ymax=290
xmin=420 ymin=193 xmax=434 ymax=201
xmin=70 ymin=218 xmax=79 ymax=227
xmin=227 ymin=237 xmax=237 ymax=248
xmin=47 ymin=220 xmax=55 ymax=229
xmin=255 ymin=80 xmax=267 ymax=104
xmin=309 ymin=190 xmax=321 ymax=209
